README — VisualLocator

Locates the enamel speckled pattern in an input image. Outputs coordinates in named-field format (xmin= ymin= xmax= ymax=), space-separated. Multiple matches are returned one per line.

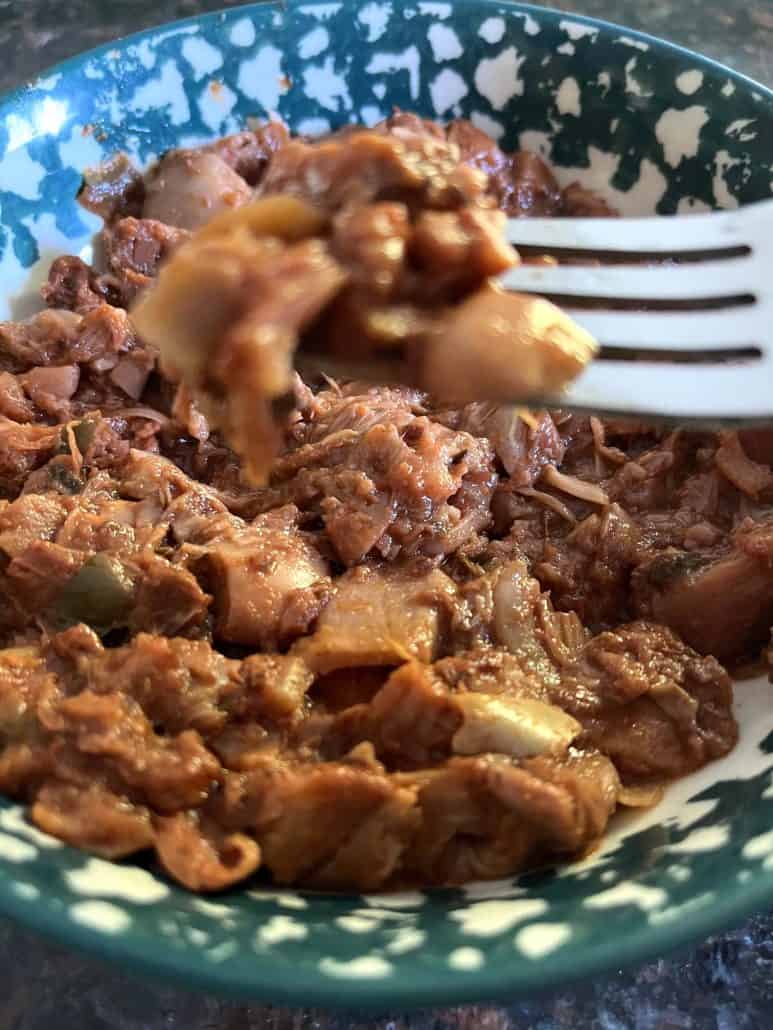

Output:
xmin=0 ymin=0 xmax=772 ymax=1007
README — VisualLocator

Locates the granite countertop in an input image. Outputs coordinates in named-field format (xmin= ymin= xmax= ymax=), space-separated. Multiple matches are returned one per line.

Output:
xmin=1 ymin=1 xmax=772 ymax=1028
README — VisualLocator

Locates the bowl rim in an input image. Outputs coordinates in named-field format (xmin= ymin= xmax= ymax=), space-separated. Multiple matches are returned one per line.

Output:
xmin=0 ymin=0 xmax=772 ymax=1008
xmin=3 ymin=831 xmax=773 ymax=1010
xmin=2 ymin=0 xmax=773 ymax=114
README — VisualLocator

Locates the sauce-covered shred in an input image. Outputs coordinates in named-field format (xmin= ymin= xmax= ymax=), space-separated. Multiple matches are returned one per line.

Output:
xmin=2 ymin=110 xmax=769 ymax=893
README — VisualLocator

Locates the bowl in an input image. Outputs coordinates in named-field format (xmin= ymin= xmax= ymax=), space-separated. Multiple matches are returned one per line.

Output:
xmin=0 ymin=0 xmax=772 ymax=1008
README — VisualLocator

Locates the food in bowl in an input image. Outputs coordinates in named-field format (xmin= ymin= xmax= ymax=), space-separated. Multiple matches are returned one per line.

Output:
xmin=2 ymin=110 xmax=762 ymax=894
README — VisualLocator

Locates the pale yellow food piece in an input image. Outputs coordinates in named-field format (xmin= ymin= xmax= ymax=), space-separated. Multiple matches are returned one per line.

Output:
xmin=421 ymin=283 xmax=598 ymax=406
xmin=131 ymin=195 xmax=329 ymax=385
xmin=292 ymin=565 xmax=458 ymax=674
xmin=452 ymin=694 xmax=581 ymax=758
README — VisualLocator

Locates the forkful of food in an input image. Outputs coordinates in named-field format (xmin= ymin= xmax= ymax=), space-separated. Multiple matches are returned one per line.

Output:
xmin=132 ymin=128 xmax=773 ymax=484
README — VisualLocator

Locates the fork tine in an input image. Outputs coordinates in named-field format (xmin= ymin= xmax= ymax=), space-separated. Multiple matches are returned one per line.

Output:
xmin=568 ymin=308 xmax=764 ymax=350
xmin=500 ymin=256 xmax=755 ymax=302
xmin=564 ymin=358 xmax=773 ymax=419
xmin=505 ymin=208 xmax=751 ymax=253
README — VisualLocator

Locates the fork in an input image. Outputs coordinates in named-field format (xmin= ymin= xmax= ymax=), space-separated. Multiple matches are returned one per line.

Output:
xmin=501 ymin=198 xmax=773 ymax=424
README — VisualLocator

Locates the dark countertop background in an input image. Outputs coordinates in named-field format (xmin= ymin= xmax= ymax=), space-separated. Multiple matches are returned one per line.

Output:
xmin=1 ymin=1 xmax=772 ymax=1027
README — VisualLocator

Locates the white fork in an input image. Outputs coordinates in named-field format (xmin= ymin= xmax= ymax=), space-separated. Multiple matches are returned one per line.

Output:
xmin=502 ymin=198 xmax=773 ymax=424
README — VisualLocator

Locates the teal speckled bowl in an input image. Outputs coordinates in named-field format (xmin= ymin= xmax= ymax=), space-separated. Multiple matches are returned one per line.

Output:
xmin=0 ymin=0 xmax=772 ymax=1008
